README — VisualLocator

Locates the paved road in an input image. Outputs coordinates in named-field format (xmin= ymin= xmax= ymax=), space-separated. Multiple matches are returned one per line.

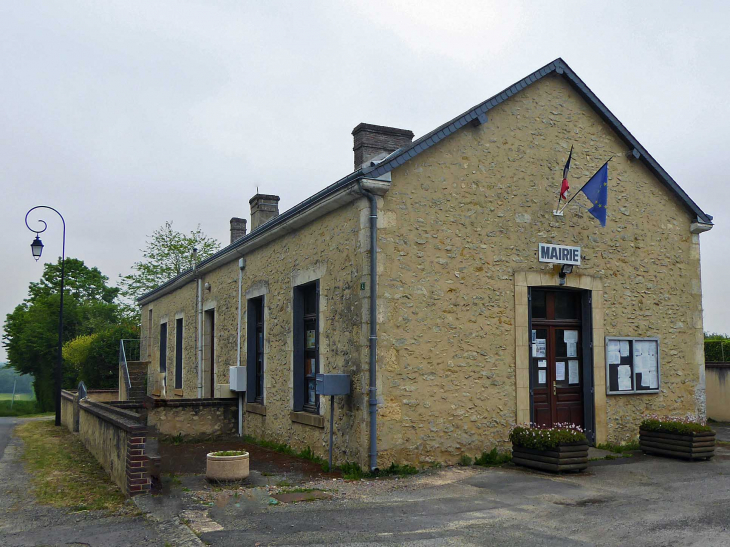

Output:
xmin=197 ymin=447 xmax=730 ymax=546
xmin=0 ymin=416 xmax=170 ymax=547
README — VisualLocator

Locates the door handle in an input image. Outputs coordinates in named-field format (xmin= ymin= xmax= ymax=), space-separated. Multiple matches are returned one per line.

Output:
xmin=553 ymin=381 xmax=557 ymax=396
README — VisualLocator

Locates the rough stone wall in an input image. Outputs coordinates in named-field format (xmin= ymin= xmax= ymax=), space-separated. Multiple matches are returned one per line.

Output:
xmin=147 ymin=399 xmax=238 ymax=439
xmin=140 ymin=203 xmax=366 ymax=465
xmin=375 ymin=74 xmax=706 ymax=464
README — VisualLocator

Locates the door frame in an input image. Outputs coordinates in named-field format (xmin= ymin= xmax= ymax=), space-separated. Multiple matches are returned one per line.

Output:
xmin=528 ymin=287 xmax=596 ymax=443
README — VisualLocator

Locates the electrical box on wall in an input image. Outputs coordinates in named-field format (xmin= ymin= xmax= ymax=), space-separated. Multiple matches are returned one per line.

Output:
xmin=229 ymin=366 xmax=247 ymax=392
xmin=315 ymin=373 xmax=351 ymax=396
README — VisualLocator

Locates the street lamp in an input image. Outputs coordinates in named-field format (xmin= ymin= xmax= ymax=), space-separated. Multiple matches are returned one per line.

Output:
xmin=25 ymin=206 xmax=66 ymax=427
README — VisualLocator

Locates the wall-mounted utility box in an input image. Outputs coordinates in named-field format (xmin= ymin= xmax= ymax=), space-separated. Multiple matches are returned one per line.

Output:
xmin=315 ymin=374 xmax=351 ymax=396
xmin=229 ymin=366 xmax=247 ymax=392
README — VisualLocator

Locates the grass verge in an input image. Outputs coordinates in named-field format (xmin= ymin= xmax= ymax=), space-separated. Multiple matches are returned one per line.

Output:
xmin=15 ymin=420 xmax=130 ymax=513
xmin=0 ymin=400 xmax=53 ymax=418
xmin=596 ymin=440 xmax=640 ymax=453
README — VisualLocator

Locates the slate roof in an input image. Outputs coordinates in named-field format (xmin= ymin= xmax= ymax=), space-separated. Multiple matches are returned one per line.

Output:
xmin=138 ymin=58 xmax=712 ymax=303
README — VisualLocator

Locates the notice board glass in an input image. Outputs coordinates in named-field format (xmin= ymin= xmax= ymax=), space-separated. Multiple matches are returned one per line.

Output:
xmin=605 ymin=337 xmax=660 ymax=395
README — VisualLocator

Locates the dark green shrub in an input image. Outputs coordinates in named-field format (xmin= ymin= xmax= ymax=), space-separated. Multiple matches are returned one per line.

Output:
xmin=474 ymin=447 xmax=511 ymax=466
xmin=458 ymin=454 xmax=473 ymax=466
xmin=640 ymin=416 xmax=712 ymax=435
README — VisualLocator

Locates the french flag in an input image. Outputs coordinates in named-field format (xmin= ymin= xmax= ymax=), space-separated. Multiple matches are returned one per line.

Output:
xmin=560 ymin=146 xmax=573 ymax=200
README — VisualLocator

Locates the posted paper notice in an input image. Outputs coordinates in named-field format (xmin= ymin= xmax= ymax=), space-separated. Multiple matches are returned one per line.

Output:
xmin=556 ymin=361 xmax=566 ymax=381
xmin=538 ymin=370 xmax=546 ymax=384
xmin=538 ymin=360 xmax=547 ymax=368
xmin=620 ymin=340 xmax=630 ymax=357
xmin=568 ymin=360 xmax=579 ymax=384
xmin=618 ymin=365 xmax=632 ymax=391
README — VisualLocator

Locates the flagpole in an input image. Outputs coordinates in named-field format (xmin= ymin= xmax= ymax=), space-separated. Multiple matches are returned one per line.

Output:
xmin=558 ymin=157 xmax=612 ymax=214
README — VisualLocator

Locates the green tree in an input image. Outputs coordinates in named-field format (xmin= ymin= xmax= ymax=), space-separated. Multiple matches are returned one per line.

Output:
xmin=118 ymin=221 xmax=220 ymax=307
xmin=3 ymin=258 xmax=123 ymax=410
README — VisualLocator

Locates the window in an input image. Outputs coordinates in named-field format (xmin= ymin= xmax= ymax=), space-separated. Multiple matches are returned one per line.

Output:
xmin=159 ymin=322 xmax=168 ymax=373
xmin=293 ymin=282 xmax=319 ymax=413
xmin=605 ymin=337 xmax=660 ymax=395
xmin=246 ymin=297 xmax=265 ymax=403
xmin=175 ymin=318 xmax=183 ymax=390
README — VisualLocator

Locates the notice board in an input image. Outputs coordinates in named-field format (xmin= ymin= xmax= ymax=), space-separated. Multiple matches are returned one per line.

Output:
xmin=605 ymin=337 xmax=660 ymax=395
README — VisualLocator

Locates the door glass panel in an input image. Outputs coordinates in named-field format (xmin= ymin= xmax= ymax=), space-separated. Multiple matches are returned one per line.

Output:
xmin=555 ymin=291 xmax=579 ymax=320
xmin=532 ymin=328 xmax=548 ymax=386
xmin=531 ymin=290 xmax=546 ymax=319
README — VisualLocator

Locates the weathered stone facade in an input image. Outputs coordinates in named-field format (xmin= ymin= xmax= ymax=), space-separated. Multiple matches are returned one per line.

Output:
xmin=137 ymin=68 xmax=709 ymax=468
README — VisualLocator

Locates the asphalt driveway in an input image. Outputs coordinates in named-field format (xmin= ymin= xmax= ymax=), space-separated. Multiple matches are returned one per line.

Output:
xmin=191 ymin=443 xmax=730 ymax=546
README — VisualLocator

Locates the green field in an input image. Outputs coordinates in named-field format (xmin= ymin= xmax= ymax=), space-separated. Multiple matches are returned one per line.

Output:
xmin=0 ymin=393 xmax=35 ymax=401
xmin=0 ymin=392 xmax=49 ymax=417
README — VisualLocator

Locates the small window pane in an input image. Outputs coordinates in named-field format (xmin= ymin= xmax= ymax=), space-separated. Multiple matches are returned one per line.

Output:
xmin=531 ymin=290 xmax=546 ymax=319
xmin=555 ymin=291 xmax=579 ymax=320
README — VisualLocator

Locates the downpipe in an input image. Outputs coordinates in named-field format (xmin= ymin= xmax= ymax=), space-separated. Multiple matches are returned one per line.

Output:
xmin=197 ymin=277 xmax=203 ymax=399
xmin=360 ymin=183 xmax=379 ymax=472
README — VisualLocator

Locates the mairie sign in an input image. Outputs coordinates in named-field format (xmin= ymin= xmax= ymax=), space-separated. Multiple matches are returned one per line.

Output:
xmin=538 ymin=243 xmax=581 ymax=266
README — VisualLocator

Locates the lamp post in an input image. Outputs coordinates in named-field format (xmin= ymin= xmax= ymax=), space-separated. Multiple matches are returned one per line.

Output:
xmin=25 ymin=206 xmax=66 ymax=427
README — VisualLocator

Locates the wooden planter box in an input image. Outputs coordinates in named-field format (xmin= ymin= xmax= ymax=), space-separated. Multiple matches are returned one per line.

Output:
xmin=512 ymin=441 xmax=589 ymax=473
xmin=639 ymin=429 xmax=715 ymax=461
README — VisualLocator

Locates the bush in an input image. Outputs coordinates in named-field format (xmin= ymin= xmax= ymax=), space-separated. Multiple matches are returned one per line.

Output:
xmin=474 ymin=447 xmax=512 ymax=466
xmin=458 ymin=454 xmax=473 ymax=466
xmin=211 ymin=450 xmax=248 ymax=457
xmin=640 ymin=414 xmax=712 ymax=435
xmin=509 ymin=424 xmax=587 ymax=450
xmin=705 ymin=336 xmax=730 ymax=362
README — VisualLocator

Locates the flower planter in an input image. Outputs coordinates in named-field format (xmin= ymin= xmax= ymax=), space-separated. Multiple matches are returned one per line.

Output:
xmin=512 ymin=441 xmax=589 ymax=473
xmin=206 ymin=451 xmax=250 ymax=481
xmin=639 ymin=429 xmax=715 ymax=461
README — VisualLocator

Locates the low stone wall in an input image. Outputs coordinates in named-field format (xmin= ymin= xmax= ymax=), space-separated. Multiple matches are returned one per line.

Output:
xmin=61 ymin=390 xmax=75 ymax=431
xmin=77 ymin=400 xmax=150 ymax=496
xmin=707 ymin=363 xmax=730 ymax=422
xmin=146 ymin=396 xmax=238 ymax=440
xmin=86 ymin=389 xmax=119 ymax=403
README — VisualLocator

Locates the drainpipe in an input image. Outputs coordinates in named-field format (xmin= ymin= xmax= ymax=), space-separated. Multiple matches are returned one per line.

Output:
xmin=197 ymin=277 xmax=203 ymax=399
xmin=360 ymin=183 xmax=379 ymax=472
xmin=237 ymin=257 xmax=245 ymax=436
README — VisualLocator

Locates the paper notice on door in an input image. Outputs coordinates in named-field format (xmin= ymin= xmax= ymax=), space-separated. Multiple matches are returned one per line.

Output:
xmin=619 ymin=340 xmax=630 ymax=357
xmin=534 ymin=339 xmax=546 ymax=358
xmin=532 ymin=330 xmax=537 ymax=343
xmin=538 ymin=369 xmax=546 ymax=384
xmin=608 ymin=340 xmax=620 ymax=354
xmin=569 ymin=360 xmax=579 ymax=384
xmin=564 ymin=330 xmax=578 ymax=343
xmin=567 ymin=342 xmax=577 ymax=357
xmin=538 ymin=359 xmax=547 ymax=368
xmin=556 ymin=361 xmax=566 ymax=381
xmin=618 ymin=365 xmax=632 ymax=390
xmin=641 ymin=373 xmax=650 ymax=387
xmin=608 ymin=351 xmax=621 ymax=365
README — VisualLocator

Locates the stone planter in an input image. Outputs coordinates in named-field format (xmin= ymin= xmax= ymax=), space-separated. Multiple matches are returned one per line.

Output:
xmin=639 ymin=429 xmax=715 ymax=461
xmin=206 ymin=451 xmax=250 ymax=481
xmin=512 ymin=441 xmax=589 ymax=473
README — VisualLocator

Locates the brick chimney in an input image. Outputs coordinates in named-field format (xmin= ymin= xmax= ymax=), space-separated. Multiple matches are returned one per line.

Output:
xmin=249 ymin=194 xmax=280 ymax=231
xmin=230 ymin=217 xmax=247 ymax=244
xmin=352 ymin=123 xmax=414 ymax=170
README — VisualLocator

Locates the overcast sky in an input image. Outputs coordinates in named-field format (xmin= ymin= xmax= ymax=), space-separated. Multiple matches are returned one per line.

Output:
xmin=1 ymin=0 xmax=728 ymax=362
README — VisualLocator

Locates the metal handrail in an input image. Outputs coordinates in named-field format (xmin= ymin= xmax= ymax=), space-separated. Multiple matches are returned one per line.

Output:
xmin=119 ymin=340 xmax=132 ymax=391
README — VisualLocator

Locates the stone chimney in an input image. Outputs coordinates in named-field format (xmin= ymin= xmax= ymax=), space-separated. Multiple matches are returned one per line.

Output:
xmin=352 ymin=123 xmax=414 ymax=170
xmin=249 ymin=194 xmax=280 ymax=231
xmin=230 ymin=217 xmax=247 ymax=244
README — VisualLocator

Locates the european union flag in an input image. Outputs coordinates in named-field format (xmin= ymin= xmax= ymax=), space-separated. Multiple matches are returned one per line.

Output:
xmin=580 ymin=162 xmax=608 ymax=227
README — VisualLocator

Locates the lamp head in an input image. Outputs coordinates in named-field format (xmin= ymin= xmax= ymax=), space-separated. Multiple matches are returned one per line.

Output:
xmin=30 ymin=235 xmax=44 ymax=261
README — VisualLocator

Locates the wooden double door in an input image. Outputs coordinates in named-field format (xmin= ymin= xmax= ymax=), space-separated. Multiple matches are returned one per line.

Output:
xmin=530 ymin=289 xmax=586 ymax=429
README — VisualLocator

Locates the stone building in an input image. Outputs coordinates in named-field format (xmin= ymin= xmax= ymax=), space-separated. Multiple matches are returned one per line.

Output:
xmin=135 ymin=58 xmax=713 ymax=468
